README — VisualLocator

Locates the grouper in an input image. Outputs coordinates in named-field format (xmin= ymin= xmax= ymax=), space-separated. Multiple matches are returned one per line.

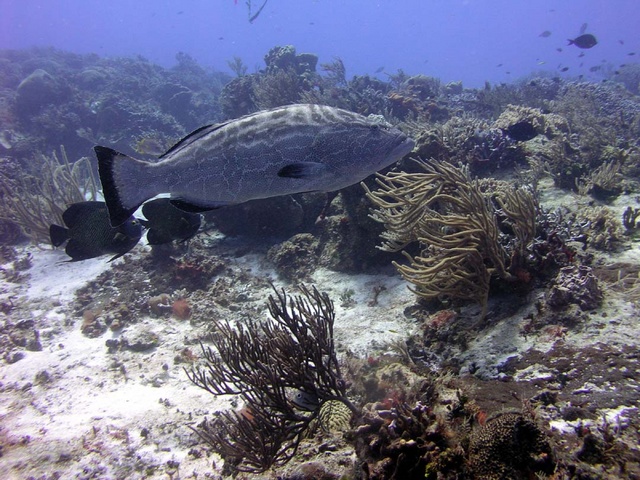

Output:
xmin=94 ymin=104 xmax=414 ymax=227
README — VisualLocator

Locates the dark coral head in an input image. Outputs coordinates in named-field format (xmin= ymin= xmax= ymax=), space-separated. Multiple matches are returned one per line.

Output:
xmin=505 ymin=121 xmax=537 ymax=141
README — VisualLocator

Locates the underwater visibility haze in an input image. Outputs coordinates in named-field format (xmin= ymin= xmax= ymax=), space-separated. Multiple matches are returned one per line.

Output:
xmin=2 ymin=0 xmax=640 ymax=86
xmin=1 ymin=1 xmax=640 ymax=479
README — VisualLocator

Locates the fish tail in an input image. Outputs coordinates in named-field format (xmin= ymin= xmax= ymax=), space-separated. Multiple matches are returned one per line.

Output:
xmin=49 ymin=224 xmax=69 ymax=247
xmin=567 ymin=39 xmax=574 ymax=45
xmin=94 ymin=146 xmax=155 ymax=227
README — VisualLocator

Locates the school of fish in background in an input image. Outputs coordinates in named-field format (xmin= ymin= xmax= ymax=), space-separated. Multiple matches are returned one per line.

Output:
xmin=527 ymin=22 xmax=634 ymax=78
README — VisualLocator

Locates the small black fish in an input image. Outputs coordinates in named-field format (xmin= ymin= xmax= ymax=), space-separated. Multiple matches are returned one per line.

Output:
xmin=560 ymin=67 xmax=569 ymax=72
xmin=567 ymin=34 xmax=597 ymax=49
xmin=49 ymin=201 xmax=142 ymax=261
xmin=589 ymin=65 xmax=602 ymax=72
xmin=291 ymin=389 xmax=320 ymax=411
xmin=578 ymin=52 xmax=585 ymax=57
xmin=556 ymin=48 xmax=563 ymax=52
xmin=375 ymin=66 xmax=385 ymax=73
xmin=628 ymin=52 xmax=636 ymax=56
xmin=140 ymin=198 xmax=201 ymax=245
xmin=539 ymin=30 xmax=552 ymax=38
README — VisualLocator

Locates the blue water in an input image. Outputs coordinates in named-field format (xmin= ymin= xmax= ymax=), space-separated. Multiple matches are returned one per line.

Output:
xmin=1 ymin=0 xmax=638 ymax=87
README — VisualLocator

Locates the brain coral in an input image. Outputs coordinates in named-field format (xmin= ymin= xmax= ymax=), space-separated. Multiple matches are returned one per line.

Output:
xmin=468 ymin=411 xmax=554 ymax=480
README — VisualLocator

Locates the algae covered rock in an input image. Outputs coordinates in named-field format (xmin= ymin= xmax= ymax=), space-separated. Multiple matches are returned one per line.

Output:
xmin=267 ymin=233 xmax=319 ymax=281
xmin=547 ymin=265 xmax=603 ymax=311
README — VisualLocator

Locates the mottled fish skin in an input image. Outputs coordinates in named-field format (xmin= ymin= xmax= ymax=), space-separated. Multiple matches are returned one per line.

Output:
xmin=95 ymin=104 xmax=414 ymax=226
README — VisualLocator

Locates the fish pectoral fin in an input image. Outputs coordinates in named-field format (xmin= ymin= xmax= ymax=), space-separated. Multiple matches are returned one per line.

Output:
xmin=61 ymin=201 xmax=107 ymax=228
xmin=278 ymin=162 xmax=328 ymax=179
xmin=170 ymin=198 xmax=231 ymax=213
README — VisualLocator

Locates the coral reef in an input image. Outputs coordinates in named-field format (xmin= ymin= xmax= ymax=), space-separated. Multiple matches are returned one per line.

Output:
xmin=548 ymin=81 xmax=640 ymax=188
xmin=1 ymin=48 xmax=230 ymax=163
xmin=2 ymin=44 xmax=640 ymax=479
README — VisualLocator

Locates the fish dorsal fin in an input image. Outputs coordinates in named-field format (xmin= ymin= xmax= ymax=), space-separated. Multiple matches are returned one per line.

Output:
xmin=62 ymin=201 xmax=107 ymax=228
xmin=160 ymin=122 xmax=230 ymax=158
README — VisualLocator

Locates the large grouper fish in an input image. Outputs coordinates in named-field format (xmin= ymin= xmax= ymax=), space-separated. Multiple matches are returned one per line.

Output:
xmin=94 ymin=104 xmax=415 ymax=226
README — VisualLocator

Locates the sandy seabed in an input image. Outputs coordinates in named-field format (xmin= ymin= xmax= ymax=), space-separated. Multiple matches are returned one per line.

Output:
xmin=1 ymin=182 xmax=640 ymax=479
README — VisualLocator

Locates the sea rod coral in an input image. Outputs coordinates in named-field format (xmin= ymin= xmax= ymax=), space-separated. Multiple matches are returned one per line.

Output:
xmin=0 ymin=146 xmax=99 ymax=244
xmin=363 ymin=158 xmax=538 ymax=317
xmin=185 ymin=285 xmax=357 ymax=473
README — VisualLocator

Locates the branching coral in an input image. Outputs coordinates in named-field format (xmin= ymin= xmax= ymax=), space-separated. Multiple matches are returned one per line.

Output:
xmin=576 ymin=159 xmax=622 ymax=199
xmin=185 ymin=285 xmax=356 ymax=473
xmin=622 ymin=206 xmax=640 ymax=230
xmin=0 ymin=146 xmax=99 ymax=244
xmin=363 ymin=159 xmax=541 ymax=317
xmin=492 ymin=184 xmax=538 ymax=259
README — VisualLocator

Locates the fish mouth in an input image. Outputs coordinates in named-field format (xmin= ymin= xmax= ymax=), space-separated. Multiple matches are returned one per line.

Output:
xmin=389 ymin=134 xmax=415 ymax=160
